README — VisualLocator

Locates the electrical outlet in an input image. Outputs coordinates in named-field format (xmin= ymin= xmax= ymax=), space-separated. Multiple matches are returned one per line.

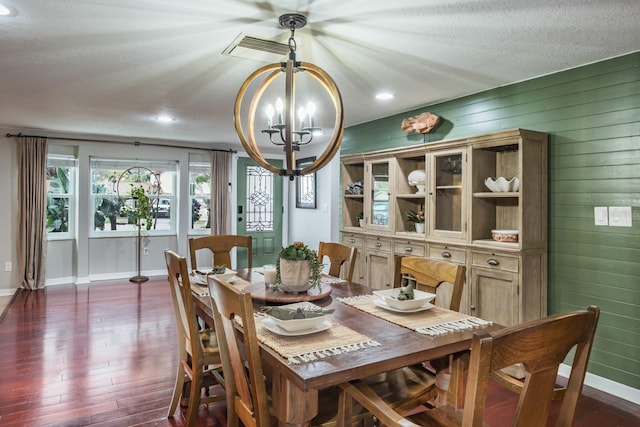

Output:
xmin=4 ymin=261 xmax=12 ymax=272
xmin=143 ymin=247 xmax=150 ymax=255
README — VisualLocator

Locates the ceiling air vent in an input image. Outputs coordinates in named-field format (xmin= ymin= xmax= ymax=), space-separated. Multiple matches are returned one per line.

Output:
xmin=222 ymin=33 xmax=289 ymax=63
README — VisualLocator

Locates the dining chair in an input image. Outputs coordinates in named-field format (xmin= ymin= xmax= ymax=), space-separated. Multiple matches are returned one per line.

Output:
xmin=339 ymin=305 xmax=600 ymax=427
xmin=189 ymin=234 xmax=252 ymax=271
xmin=396 ymin=256 xmax=466 ymax=312
xmin=359 ymin=256 xmax=467 ymax=414
xmin=206 ymin=274 xmax=373 ymax=427
xmin=165 ymin=250 xmax=226 ymax=425
xmin=317 ymin=241 xmax=357 ymax=285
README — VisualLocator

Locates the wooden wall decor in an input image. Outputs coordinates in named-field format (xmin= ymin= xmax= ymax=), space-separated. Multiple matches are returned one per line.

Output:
xmin=401 ymin=112 xmax=441 ymax=134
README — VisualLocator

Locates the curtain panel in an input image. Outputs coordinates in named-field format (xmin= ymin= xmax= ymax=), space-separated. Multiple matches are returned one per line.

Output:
xmin=17 ymin=136 xmax=48 ymax=290
xmin=211 ymin=151 xmax=231 ymax=235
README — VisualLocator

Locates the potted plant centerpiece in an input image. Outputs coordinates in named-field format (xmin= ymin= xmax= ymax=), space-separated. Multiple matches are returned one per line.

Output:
xmin=405 ymin=207 xmax=425 ymax=233
xmin=276 ymin=242 xmax=322 ymax=293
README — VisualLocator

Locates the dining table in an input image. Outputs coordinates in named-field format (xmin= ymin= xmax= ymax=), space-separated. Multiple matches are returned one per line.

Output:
xmin=191 ymin=268 xmax=499 ymax=427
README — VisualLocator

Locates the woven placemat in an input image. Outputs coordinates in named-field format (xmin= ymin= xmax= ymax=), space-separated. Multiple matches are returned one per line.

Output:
xmin=338 ymin=295 xmax=492 ymax=336
xmin=256 ymin=318 xmax=379 ymax=364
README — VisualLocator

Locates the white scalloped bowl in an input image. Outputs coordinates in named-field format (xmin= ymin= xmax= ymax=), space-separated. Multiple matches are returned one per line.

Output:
xmin=373 ymin=288 xmax=436 ymax=310
xmin=485 ymin=176 xmax=519 ymax=192
xmin=268 ymin=314 xmax=331 ymax=332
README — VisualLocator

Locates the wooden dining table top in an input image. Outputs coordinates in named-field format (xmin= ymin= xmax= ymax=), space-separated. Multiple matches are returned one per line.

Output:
xmin=192 ymin=268 xmax=499 ymax=426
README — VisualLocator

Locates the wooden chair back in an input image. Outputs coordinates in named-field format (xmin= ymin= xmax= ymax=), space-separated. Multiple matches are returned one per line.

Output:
xmin=463 ymin=305 xmax=600 ymax=426
xmin=340 ymin=306 xmax=600 ymax=427
xmin=207 ymin=275 xmax=270 ymax=427
xmin=398 ymin=256 xmax=466 ymax=312
xmin=317 ymin=241 xmax=357 ymax=284
xmin=164 ymin=250 xmax=224 ymax=424
xmin=165 ymin=249 xmax=206 ymax=369
xmin=189 ymin=234 xmax=252 ymax=271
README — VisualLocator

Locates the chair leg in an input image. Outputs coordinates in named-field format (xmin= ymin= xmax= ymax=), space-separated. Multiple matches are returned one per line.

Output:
xmin=168 ymin=364 xmax=186 ymax=417
xmin=185 ymin=371 xmax=202 ymax=426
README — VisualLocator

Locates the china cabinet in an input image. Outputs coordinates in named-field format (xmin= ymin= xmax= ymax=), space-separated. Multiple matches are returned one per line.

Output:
xmin=340 ymin=128 xmax=548 ymax=325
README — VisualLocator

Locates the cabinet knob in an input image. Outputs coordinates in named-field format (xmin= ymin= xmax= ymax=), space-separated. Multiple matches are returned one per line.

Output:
xmin=487 ymin=258 xmax=500 ymax=266
xmin=404 ymin=246 xmax=412 ymax=252
xmin=375 ymin=242 xmax=382 ymax=248
xmin=470 ymin=305 xmax=476 ymax=310
xmin=441 ymin=251 xmax=451 ymax=258
xmin=349 ymin=238 xmax=355 ymax=244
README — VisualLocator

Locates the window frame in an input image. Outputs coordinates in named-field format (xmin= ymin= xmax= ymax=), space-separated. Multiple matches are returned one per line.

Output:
xmin=89 ymin=158 xmax=178 ymax=238
xmin=46 ymin=154 xmax=77 ymax=241
xmin=189 ymin=154 xmax=212 ymax=235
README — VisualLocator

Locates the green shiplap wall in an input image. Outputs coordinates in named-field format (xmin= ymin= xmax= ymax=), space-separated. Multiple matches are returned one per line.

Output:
xmin=342 ymin=52 xmax=640 ymax=390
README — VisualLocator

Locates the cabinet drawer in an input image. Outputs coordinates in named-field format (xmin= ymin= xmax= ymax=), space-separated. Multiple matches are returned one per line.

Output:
xmin=365 ymin=237 xmax=392 ymax=252
xmin=428 ymin=245 xmax=466 ymax=264
xmin=342 ymin=234 xmax=363 ymax=247
xmin=394 ymin=241 xmax=426 ymax=257
xmin=471 ymin=251 xmax=519 ymax=273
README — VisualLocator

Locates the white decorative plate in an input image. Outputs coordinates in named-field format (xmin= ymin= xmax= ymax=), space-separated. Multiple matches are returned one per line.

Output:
xmin=372 ymin=298 xmax=434 ymax=313
xmin=261 ymin=317 xmax=332 ymax=336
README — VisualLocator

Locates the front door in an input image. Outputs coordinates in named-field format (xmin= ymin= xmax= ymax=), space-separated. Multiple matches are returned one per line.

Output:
xmin=237 ymin=157 xmax=283 ymax=267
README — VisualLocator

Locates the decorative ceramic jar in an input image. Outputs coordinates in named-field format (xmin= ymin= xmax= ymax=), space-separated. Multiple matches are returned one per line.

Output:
xmin=277 ymin=259 xmax=313 ymax=293
xmin=408 ymin=169 xmax=426 ymax=194
xmin=415 ymin=222 xmax=425 ymax=234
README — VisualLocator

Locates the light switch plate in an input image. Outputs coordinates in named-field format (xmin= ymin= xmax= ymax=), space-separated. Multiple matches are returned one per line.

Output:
xmin=608 ymin=206 xmax=632 ymax=227
xmin=594 ymin=207 xmax=608 ymax=226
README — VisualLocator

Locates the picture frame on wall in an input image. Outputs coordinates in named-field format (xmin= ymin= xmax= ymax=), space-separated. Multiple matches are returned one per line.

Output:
xmin=295 ymin=156 xmax=316 ymax=209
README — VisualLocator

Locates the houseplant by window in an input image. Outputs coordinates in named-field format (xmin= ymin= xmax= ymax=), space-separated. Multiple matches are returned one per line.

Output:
xmin=276 ymin=242 xmax=321 ymax=293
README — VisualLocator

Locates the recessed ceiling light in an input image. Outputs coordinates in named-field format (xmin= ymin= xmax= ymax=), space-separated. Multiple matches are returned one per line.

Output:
xmin=0 ymin=4 xmax=12 ymax=16
xmin=375 ymin=92 xmax=394 ymax=101
xmin=156 ymin=115 xmax=176 ymax=123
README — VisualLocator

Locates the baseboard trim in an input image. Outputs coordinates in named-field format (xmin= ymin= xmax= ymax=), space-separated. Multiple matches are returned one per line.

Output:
xmin=559 ymin=363 xmax=640 ymax=405
xmin=44 ymin=271 xmax=167 ymax=286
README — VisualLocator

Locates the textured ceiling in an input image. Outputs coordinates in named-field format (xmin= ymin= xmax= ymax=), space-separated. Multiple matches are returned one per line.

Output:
xmin=0 ymin=0 xmax=638 ymax=151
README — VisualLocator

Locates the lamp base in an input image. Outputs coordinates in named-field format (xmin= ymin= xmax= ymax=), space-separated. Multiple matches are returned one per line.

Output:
xmin=129 ymin=275 xmax=149 ymax=283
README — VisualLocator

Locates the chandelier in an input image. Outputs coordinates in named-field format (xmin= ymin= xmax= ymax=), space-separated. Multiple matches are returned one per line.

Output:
xmin=234 ymin=13 xmax=344 ymax=180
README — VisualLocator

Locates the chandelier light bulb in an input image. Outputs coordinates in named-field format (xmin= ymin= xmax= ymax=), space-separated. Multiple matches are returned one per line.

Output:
xmin=306 ymin=102 xmax=316 ymax=128
xmin=275 ymin=98 xmax=284 ymax=125
xmin=266 ymin=104 xmax=274 ymax=128
xmin=298 ymin=106 xmax=307 ymax=127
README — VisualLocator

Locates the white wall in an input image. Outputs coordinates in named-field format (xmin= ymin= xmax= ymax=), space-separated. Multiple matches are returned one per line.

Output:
xmin=287 ymin=153 xmax=341 ymax=254
xmin=0 ymin=136 xmax=18 ymax=295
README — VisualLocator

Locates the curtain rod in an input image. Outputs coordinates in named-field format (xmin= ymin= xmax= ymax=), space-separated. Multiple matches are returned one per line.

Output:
xmin=5 ymin=132 xmax=237 ymax=153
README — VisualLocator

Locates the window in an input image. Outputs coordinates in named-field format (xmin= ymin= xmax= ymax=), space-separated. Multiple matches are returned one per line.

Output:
xmin=90 ymin=158 xmax=177 ymax=236
xmin=46 ymin=153 xmax=77 ymax=239
xmin=189 ymin=154 xmax=211 ymax=232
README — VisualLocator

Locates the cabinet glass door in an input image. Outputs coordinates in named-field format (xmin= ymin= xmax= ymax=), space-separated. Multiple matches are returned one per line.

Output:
xmin=368 ymin=162 xmax=390 ymax=230
xmin=430 ymin=149 xmax=466 ymax=240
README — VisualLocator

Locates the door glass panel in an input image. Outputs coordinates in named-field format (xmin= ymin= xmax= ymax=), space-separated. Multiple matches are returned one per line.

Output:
xmin=370 ymin=163 xmax=389 ymax=226
xmin=245 ymin=165 xmax=274 ymax=232
xmin=434 ymin=154 xmax=463 ymax=232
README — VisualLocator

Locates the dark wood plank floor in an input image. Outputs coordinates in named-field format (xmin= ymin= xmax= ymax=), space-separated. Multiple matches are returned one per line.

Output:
xmin=0 ymin=278 xmax=638 ymax=426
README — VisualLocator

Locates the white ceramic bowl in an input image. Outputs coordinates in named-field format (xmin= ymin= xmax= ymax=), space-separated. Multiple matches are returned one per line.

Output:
xmin=373 ymin=288 xmax=436 ymax=310
xmin=268 ymin=314 xmax=331 ymax=332
xmin=484 ymin=177 xmax=519 ymax=192
xmin=491 ymin=229 xmax=519 ymax=242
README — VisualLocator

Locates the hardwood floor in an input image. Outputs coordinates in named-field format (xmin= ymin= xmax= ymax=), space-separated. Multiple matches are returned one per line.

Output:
xmin=0 ymin=278 xmax=638 ymax=426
